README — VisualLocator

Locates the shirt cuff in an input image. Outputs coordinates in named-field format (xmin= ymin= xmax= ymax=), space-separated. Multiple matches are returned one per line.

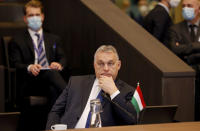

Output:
xmin=110 ymin=90 xmax=120 ymax=100
xmin=27 ymin=64 xmax=32 ymax=72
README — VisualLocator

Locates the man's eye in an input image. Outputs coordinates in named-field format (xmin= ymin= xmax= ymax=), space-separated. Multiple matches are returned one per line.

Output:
xmin=98 ymin=63 xmax=104 ymax=66
xmin=28 ymin=14 xmax=34 ymax=17
xmin=108 ymin=62 xmax=114 ymax=66
xmin=28 ymin=14 xmax=40 ymax=17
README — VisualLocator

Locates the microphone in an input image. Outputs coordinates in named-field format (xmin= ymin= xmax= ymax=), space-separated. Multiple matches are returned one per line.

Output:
xmin=101 ymin=92 xmax=137 ymax=124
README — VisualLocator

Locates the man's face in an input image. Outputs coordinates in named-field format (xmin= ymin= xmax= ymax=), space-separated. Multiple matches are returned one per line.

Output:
xmin=182 ymin=0 xmax=200 ymax=16
xmin=24 ymin=6 xmax=44 ymax=25
xmin=94 ymin=51 xmax=121 ymax=80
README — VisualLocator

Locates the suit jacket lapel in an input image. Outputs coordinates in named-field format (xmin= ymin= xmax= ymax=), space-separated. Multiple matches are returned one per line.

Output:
xmin=43 ymin=33 xmax=51 ymax=61
xmin=25 ymin=31 xmax=35 ymax=57
xmin=182 ymin=21 xmax=192 ymax=43
xmin=80 ymin=75 xmax=96 ymax=113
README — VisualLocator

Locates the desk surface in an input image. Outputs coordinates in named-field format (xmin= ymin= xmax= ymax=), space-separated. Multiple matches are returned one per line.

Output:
xmin=50 ymin=122 xmax=200 ymax=131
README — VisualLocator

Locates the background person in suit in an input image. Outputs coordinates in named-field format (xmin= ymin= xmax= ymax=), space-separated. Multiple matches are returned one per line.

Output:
xmin=8 ymin=0 xmax=67 ymax=130
xmin=165 ymin=0 xmax=200 ymax=121
xmin=46 ymin=45 xmax=137 ymax=129
xmin=143 ymin=0 xmax=181 ymax=44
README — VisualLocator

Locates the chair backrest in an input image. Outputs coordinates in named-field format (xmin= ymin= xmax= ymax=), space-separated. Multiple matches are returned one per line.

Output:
xmin=1 ymin=36 xmax=18 ymax=109
xmin=138 ymin=105 xmax=178 ymax=124
xmin=0 ymin=37 xmax=6 ymax=66
xmin=0 ymin=112 xmax=20 ymax=131
xmin=2 ymin=36 xmax=12 ymax=67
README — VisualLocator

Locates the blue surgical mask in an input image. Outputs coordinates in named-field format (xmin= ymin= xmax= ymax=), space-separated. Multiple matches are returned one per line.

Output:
xmin=27 ymin=16 xmax=42 ymax=31
xmin=182 ymin=7 xmax=195 ymax=21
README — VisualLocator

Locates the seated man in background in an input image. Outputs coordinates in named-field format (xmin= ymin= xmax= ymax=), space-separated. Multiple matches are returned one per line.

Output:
xmin=9 ymin=0 xmax=67 ymax=130
xmin=46 ymin=45 xmax=137 ymax=129
xmin=143 ymin=0 xmax=181 ymax=44
xmin=165 ymin=0 xmax=200 ymax=121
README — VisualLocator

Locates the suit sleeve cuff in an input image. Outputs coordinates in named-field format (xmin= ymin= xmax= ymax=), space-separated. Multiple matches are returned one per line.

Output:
xmin=27 ymin=64 xmax=32 ymax=72
xmin=110 ymin=90 xmax=120 ymax=100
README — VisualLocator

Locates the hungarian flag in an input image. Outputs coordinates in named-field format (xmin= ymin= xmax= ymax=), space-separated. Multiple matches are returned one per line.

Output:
xmin=131 ymin=83 xmax=146 ymax=113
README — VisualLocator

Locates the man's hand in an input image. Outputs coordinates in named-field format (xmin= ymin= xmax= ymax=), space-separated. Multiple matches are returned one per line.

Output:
xmin=176 ymin=42 xmax=180 ymax=46
xmin=29 ymin=64 xmax=42 ymax=76
xmin=98 ymin=75 xmax=118 ymax=96
xmin=49 ymin=62 xmax=63 ymax=70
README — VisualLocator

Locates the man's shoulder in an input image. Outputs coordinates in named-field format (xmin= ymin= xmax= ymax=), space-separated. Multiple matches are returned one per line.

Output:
xmin=148 ymin=5 xmax=166 ymax=14
xmin=43 ymin=31 xmax=60 ymax=40
xmin=116 ymin=79 xmax=135 ymax=90
xmin=170 ymin=21 xmax=186 ymax=31
xmin=10 ymin=30 xmax=29 ymax=44
xmin=144 ymin=5 xmax=167 ymax=24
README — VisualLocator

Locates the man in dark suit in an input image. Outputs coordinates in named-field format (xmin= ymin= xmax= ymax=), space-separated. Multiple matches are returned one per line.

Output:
xmin=143 ymin=0 xmax=180 ymax=44
xmin=8 ymin=1 xmax=67 ymax=130
xmin=9 ymin=0 xmax=66 ymax=107
xmin=46 ymin=45 xmax=137 ymax=129
xmin=165 ymin=0 xmax=200 ymax=121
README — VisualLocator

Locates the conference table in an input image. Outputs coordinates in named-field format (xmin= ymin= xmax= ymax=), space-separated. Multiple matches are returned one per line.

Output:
xmin=47 ymin=122 xmax=200 ymax=131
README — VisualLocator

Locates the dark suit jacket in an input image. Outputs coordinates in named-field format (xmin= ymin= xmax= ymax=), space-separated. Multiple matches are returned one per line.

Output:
xmin=46 ymin=75 xmax=137 ymax=129
xmin=143 ymin=4 xmax=173 ymax=44
xmin=165 ymin=20 xmax=200 ymax=65
xmin=8 ymin=29 xmax=66 ymax=97
xmin=9 ymin=30 xmax=66 ymax=71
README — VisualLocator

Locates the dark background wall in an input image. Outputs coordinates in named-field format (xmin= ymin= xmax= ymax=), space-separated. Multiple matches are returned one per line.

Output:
xmin=43 ymin=0 xmax=98 ymax=75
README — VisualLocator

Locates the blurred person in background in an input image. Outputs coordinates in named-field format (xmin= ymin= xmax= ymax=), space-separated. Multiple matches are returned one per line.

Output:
xmin=143 ymin=0 xmax=181 ymax=44
xmin=165 ymin=0 xmax=200 ymax=121
xmin=126 ymin=0 xmax=149 ymax=25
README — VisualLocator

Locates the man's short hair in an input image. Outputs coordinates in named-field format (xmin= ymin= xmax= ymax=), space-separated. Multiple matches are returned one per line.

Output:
xmin=94 ymin=45 xmax=119 ymax=60
xmin=23 ymin=0 xmax=43 ymax=15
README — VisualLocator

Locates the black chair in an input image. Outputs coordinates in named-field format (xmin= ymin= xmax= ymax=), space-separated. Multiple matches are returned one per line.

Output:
xmin=0 ymin=112 xmax=20 ymax=131
xmin=1 ymin=36 xmax=17 ymax=111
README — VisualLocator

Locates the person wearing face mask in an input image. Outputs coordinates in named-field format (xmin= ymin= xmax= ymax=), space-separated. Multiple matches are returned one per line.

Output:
xmin=143 ymin=0 xmax=181 ymax=44
xmin=138 ymin=0 xmax=150 ymax=17
xmin=127 ymin=0 xmax=147 ymax=25
xmin=8 ymin=0 xmax=67 ymax=130
xmin=165 ymin=0 xmax=200 ymax=121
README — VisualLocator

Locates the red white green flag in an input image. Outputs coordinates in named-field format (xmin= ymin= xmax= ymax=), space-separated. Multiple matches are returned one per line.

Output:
xmin=131 ymin=82 xmax=146 ymax=113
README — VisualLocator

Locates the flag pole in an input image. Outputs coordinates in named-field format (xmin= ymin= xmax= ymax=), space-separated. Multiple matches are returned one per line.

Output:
xmin=136 ymin=82 xmax=140 ymax=124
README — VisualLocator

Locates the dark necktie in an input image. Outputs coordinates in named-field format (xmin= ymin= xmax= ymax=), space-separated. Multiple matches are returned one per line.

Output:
xmin=85 ymin=90 xmax=103 ymax=128
xmin=189 ymin=25 xmax=196 ymax=42
xmin=35 ymin=33 xmax=48 ymax=67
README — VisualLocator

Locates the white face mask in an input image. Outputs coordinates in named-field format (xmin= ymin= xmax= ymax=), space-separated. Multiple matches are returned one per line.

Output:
xmin=139 ymin=5 xmax=149 ymax=17
xmin=169 ymin=0 xmax=181 ymax=8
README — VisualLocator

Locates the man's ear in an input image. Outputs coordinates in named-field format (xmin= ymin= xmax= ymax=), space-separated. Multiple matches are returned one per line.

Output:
xmin=23 ymin=16 xmax=27 ymax=24
xmin=41 ymin=13 xmax=45 ymax=22
xmin=118 ymin=60 xmax=121 ymax=70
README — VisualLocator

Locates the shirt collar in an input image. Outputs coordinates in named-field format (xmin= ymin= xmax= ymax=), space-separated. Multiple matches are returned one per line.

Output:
xmin=158 ymin=2 xmax=169 ymax=14
xmin=187 ymin=19 xmax=200 ymax=27
xmin=28 ymin=28 xmax=43 ymax=38
xmin=93 ymin=78 xmax=99 ymax=88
